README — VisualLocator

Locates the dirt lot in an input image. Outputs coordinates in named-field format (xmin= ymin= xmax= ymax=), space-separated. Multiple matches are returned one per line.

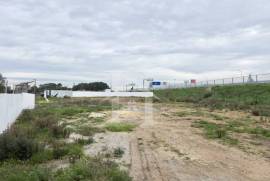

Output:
xmin=86 ymin=98 xmax=270 ymax=181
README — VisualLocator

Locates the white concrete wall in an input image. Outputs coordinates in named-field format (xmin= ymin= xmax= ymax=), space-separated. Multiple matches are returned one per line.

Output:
xmin=72 ymin=91 xmax=153 ymax=98
xmin=50 ymin=90 xmax=73 ymax=98
xmin=0 ymin=93 xmax=35 ymax=133
xmin=45 ymin=90 xmax=153 ymax=98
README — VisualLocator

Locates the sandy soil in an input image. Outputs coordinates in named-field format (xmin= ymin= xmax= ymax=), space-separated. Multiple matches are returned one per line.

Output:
xmin=86 ymin=99 xmax=270 ymax=181
xmin=84 ymin=132 xmax=131 ymax=168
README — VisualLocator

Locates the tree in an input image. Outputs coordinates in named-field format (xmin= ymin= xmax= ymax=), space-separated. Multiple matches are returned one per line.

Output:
xmin=0 ymin=84 xmax=4 ymax=93
xmin=38 ymin=83 xmax=70 ymax=93
xmin=0 ymin=73 xmax=6 ymax=93
xmin=72 ymin=82 xmax=109 ymax=91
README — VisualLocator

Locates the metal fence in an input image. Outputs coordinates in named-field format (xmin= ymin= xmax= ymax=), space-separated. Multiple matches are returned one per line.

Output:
xmin=155 ymin=73 xmax=270 ymax=90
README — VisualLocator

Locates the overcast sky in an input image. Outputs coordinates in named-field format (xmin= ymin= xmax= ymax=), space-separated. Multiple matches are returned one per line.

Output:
xmin=1 ymin=0 xmax=270 ymax=88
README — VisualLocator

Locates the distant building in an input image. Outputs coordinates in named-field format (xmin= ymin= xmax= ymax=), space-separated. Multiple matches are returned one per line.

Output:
xmin=14 ymin=83 xmax=30 ymax=93
xmin=14 ymin=80 xmax=36 ymax=93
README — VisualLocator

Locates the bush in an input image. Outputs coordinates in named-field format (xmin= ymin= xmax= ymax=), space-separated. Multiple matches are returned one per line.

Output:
xmin=52 ymin=143 xmax=69 ymax=159
xmin=251 ymin=110 xmax=260 ymax=116
xmin=114 ymin=147 xmax=125 ymax=158
xmin=203 ymin=92 xmax=213 ymax=98
xmin=50 ymin=124 xmax=65 ymax=138
xmin=34 ymin=115 xmax=57 ymax=129
xmin=0 ymin=132 xmax=40 ymax=161
xmin=76 ymin=138 xmax=94 ymax=145
xmin=33 ymin=115 xmax=70 ymax=139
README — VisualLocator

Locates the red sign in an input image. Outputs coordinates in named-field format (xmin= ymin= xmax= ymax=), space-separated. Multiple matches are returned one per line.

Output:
xmin=191 ymin=79 xmax=196 ymax=84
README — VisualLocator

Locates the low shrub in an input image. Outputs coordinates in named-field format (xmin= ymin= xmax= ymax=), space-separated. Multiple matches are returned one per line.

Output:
xmin=52 ymin=143 xmax=69 ymax=159
xmin=114 ymin=147 xmax=125 ymax=158
xmin=34 ymin=115 xmax=57 ymax=129
xmin=0 ymin=132 xmax=40 ymax=161
xmin=251 ymin=109 xmax=260 ymax=116
xmin=50 ymin=124 xmax=66 ymax=138
xmin=76 ymin=138 xmax=94 ymax=145
xmin=203 ymin=92 xmax=213 ymax=98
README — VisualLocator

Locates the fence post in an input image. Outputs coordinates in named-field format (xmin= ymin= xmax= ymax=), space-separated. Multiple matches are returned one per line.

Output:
xmin=256 ymin=75 xmax=258 ymax=82
xmin=223 ymin=79 xmax=225 ymax=85
xmin=243 ymin=76 xmax=245 ymax=83
xmin=232 ymin=78 xmax=234 ymax=84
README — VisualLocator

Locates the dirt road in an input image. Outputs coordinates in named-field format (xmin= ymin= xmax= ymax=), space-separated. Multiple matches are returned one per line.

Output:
xmin=130 ymin=104 xmax=270 ymax=181
xmin=88 ymin=99 xmax=270 ymax=181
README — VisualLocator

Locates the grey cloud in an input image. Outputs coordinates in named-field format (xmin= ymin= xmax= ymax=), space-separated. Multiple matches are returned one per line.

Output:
xmin=1 ymin=0 xmax=270 ymax=87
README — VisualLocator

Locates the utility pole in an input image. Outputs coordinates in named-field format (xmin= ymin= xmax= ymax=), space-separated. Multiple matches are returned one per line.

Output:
xmin=237 ymin=70 xmax=243 ymax=77
xmin=143 ymin=78 xmax=153 ymax=90
xmin=34 ymin=79 xmax=37 ymax=94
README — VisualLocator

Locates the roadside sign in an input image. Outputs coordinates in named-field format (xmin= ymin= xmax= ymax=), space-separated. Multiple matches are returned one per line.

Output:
xmin=152 ymin=81 xmax=161 ymax=86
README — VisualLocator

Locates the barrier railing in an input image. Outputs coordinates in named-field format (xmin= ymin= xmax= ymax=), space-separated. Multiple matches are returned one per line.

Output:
xmin=154 ymin=73 xmax=270 ymax=90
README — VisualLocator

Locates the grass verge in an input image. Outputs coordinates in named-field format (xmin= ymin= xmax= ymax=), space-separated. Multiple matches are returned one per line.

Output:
xmin=154 ymin=83 xmax=270 ymax=116
xmin=105 ymin=123 xmax=136 ymax=132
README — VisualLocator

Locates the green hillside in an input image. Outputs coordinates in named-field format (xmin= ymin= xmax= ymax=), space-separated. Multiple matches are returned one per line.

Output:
xmin=154 ymin=84 xmax=270 ymax=116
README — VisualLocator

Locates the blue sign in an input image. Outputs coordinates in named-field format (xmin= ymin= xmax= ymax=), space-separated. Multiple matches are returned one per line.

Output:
xmin=152 ymin=81 xmax=161 ymax=86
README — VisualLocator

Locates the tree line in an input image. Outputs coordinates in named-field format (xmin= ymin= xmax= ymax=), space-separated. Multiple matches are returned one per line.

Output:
xmin=38 ymin=82 xmax=109 ymax=92
xmin=0 ymin=73 xmax=110 ymax=94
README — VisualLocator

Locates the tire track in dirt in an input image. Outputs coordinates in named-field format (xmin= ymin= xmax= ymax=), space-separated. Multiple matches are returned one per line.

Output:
xmin=114 ymin=100 xmax=270 ymax=181
xmin=131 ymin=131 xmax=167 ymax=181
xmin=130 ymin=135 xmax=147 ymax=181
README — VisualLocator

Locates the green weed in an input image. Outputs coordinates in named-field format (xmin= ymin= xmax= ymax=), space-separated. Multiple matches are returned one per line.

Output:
xmin=192 ymin=120 xmax=239 ymax=145
xmin=113 ymin=147 xmax=125 ymax=158
xmin=105 ymin=123 xmax=136 ymax=132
